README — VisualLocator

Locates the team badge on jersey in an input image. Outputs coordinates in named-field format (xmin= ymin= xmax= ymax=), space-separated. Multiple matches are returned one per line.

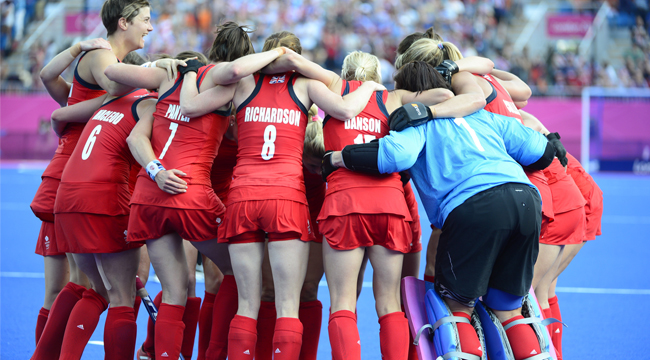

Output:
xmin=269 ymin=75 xmax=286 ymax=84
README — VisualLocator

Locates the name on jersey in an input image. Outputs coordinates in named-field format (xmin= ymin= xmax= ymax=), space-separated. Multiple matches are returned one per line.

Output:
xmin=344 ymin=116 xmax=381 ymax=133
xmin=244 ymin=107 xmax=301 ymax=127
xmin=503 ymin=100 xmax=519 ymax=115
xmin=92 ymin=110 xmax=124 ymax=124
xmin=164 ymin=104 xmax=190 ymax=122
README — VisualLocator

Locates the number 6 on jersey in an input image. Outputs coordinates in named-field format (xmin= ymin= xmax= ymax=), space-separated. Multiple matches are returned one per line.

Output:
xmin=261 ymin=125 xmax=277 ymax=160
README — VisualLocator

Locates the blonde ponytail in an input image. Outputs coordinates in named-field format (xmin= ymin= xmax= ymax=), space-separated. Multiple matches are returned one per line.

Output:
xmin=341 ymin=51 xmax=381 ymax=83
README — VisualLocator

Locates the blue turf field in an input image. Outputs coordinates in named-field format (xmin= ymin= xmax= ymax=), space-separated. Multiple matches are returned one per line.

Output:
xmin=2 ymin=164 xmax=649 ymax=359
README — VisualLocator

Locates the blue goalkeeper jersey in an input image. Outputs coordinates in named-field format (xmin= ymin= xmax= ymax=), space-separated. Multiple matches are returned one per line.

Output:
xmin=376 ymin=109 xmax=548 ymax=228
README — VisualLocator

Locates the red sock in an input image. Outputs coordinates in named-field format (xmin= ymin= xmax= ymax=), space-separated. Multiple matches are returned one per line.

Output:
xmin=542 ymin=307 xmax=553 ymax=320
xmin=503 ymin=315 xmax=542 ymax=360
xmin=548 ymin=296 xmax=563 ymax=360
xmin=59 ymin=289 xmax=108 ymax=360
xmin=298 ymin=300 xmax=322 ymax=360
xmin=181 ymin=296 xmax=202 ymax=359
xmin=31 ymin=282 xmax=85 ymax=360
xmin=378 ymin=312 xmax=410 ymax=360
xmin=424 ymin=275 xmax=435 ymax=283
xmin=401 ymin=304 xmax=418 ymax=360
xmin=205 ymin=275 xmax=238 ymax=360
xmin=407 ymin=336 xmax=418 ymax=360
xmin=228 ymin=315 xmax=257 ymax=360
xmin=134 ymin=296 xmax=142 ymax=320
xmin=452 ymin=312 xmax=482 ymax=358
xmin=155 ymin=303 xmax=186 ymax=360
xmin=198 ymin=291 xmax=217 ymax=360
xmin=35 ymin=307 xmax=49 ymax=346
xmin=255 ymin=301 xmax=277 ymax=360
xmin=328 ymin=310 xmax=361 ymax=360
xmin=142 ymin=291 xmax=162 ymax=353
xmin=273 ymin=317 xmax=303 ymax=360
xmin=104 ymin=306 xmax=137 ymax=360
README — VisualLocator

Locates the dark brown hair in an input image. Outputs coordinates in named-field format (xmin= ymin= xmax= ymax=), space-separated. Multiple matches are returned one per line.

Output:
xmin=262 ymin=31 xmax=302 ymax=54
xmin=396 ymin=32 xmax=425 ymax=57
xmin=101 ymin=0 xmax=150 ymax=36
xmin=208 ymin=21 xmax=255 ymax=63
xmin=393 ymin=61 xmax=451 ymax=93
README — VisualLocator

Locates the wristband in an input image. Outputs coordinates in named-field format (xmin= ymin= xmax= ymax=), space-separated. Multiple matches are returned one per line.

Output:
xmin=146 ymin=160 xmax=165 ymax=181
xmin=141 ymin=62 xmax=152 ymax=68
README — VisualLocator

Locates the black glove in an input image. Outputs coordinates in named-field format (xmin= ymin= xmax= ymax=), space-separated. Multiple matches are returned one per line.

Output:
xmin=321 ymin=151 xmax=339 ymax=182
xmin=546 ymin=132 xmax=568 ymax=167
xmin=179 ymin=59 xmax=205 ymax=77
xmin=388 ymin=102 xmax=433 ymax=132
xmin=435 ymin=59 xmax=459 ymax=86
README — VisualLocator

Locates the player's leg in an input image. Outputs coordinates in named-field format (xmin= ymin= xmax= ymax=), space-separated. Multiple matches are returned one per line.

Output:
xmin=267 ymin=239 xmax=310 ymax=360
xmin=146 ymin=233 xmax=189 ymax=360
xmin=43 ymin=255 xmax=69 ymax=310
xmin=97 ymin=247 xmax=140 ymax=360
xmin=133 ymin=244 xmax=150 ymax=320
xmin=136 ymin=243 xmax=157 ymax=359
xmin=223 ymin=240 xmax=265 ymax=360
xmin=257 ymin=243 xmax=276 ymax=360
xmin=59 ymin=253 xmax=109 ymax=360
xmin=369 ymin=245 xmax=409 ymax=360
xmin=532 ymin=244 xmax=563 ymax=309
xmin=197 ymin=242 xmax=237 ymax=360
xmin=355 ymin=249 xmax=370 ymax=298
xmin=182 ymin=240 xmax=202 ymax=359
xmin=401 ymin=251 xmax=420 ymax=279
xmin=400 ymin=250 xmax=420 ymax=360
xmin=197 ymin=255 xmax=223 ymax=360
xmin=66 ymin=253 xmax=90 ymax=288
xmin=546 ymin=241 xmax=585 ymax=360
xmin=323 ymin=241 xmax=365 ymax=360
xmin=424 ymin=227 xmax=441 ymax=283
xmin=36 ymin=255 xmax=69 ymax=343
xmin=298 ymin=242 xmax=324 ymax=360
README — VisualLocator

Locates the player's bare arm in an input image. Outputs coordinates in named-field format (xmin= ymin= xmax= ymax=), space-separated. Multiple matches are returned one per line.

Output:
xmin=491 ymin=69 xmax=532 ymax=102
xmin=455 ymin=56 xmax=494 ymax=75
xmin=81 ymin=49 xmax=135 ymax=96
xmin=104 ymin=63 xmax=169 ymax=92
xmin=178 ymin=72 xmax=237 ymax=118
xmin=50 ymin=94 xmax=109 ymax=137
xmin=303 ymin=79 xmax=385 ymax=120
xmin=264 ymin=52 xmax=343 ymax=92
xmin=126 ymin=104 xmax=188 ymax=195
xmin=207 ymin=47 xmax=288 ymax=86
xmin=431 ymin=71 xmax=486 ymax=117
xmin=40 ymin=38 xmax=112 ymax=107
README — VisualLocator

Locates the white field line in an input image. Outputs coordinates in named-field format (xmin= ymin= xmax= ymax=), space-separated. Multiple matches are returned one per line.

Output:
xmin=3 ymin=272 xmax=650 ymax=295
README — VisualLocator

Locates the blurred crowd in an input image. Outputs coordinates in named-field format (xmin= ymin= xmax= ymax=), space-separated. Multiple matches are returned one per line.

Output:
xmin=2 ymin=0 xmax=649 ymax=94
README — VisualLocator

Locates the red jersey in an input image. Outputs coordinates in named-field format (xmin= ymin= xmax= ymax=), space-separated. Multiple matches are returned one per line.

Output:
xmin=478 ymin=73 xmax=556 ymax=220
xmin=41 ymin=52 xmax=109 ymax=180
xmin=229 ymin=72 xmax=309 ymax=205
xmin=55 ymin=89 xmax=154 ymax=216
xmin=480 ymin=73 xmax=523 ymax=122
xmin=130 ymin=65 xmax=229 ymax=209
xmin=304 ymin=167 xmax=326 ymax=218
xmin=318 ymin=80 xmax=411 ymax=220
xmin=210 ymin=136 xmax=238 ymax=203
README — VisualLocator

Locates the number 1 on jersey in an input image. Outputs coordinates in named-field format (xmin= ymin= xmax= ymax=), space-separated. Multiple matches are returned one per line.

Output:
xmin=159 ymin=122 xmax=179 ymax=159
xmin=454 ymin=117 xmax=485 ymax=152
xmin=353 ymin=134 xmax=376 ymax=144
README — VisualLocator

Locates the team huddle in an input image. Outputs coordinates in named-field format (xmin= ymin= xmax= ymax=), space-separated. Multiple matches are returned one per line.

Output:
xmin=28 ymin=1 xmax=604 ymax=360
